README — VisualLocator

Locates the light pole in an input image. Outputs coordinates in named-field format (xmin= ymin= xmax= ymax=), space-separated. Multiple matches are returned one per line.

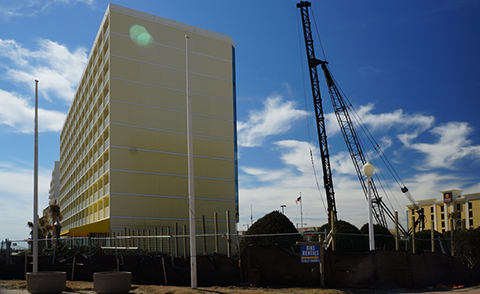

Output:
xmin=186 ymin=35 xmax=197 ymax=289
xmin=362 ymin=161 xmax=375 ymax=251
xmin=33 ymin=80 xmax=39 ymax=273
xmin=280 ymin=205 xmax=286 ymax=214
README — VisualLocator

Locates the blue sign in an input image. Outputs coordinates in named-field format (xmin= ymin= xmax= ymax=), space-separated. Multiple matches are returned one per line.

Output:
xmin=301 ymin=244 xmax=320 ymax=263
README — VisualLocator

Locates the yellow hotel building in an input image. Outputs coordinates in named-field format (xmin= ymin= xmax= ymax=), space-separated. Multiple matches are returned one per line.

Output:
xmin=407 ymin=189 xmax=480 ymax=233
xmin=59 ymin=4 xmax=238 ymax=248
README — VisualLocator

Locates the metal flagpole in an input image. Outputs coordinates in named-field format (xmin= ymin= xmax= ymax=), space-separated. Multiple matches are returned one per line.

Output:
xmin=185 ymin=35 xmax=197 ymax=289
xmin=300 ymin=192 xmax=303 ymax=235
xmin=33 ymin=80 xmax=39 ymax=273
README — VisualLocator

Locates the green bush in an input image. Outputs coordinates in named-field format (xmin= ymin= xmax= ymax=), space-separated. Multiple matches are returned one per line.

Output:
xmin=360 ymin=223 xmax=395 ymax=251
xmin=240 ymin=210 xmax=302 ymax=252
xmin=410 ymin=229 xmax=443 ymax=253
xmin=450 ymin=227 xmax=480 ymax=271
xmin=317 ymin=220 xmax=368 ymax=252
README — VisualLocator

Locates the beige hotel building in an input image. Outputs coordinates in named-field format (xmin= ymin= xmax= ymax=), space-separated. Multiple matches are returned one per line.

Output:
xmin=407 ymin=189 xmax=480 ymax=233
xmin=58 ymin=4 xmax=238 ymax=249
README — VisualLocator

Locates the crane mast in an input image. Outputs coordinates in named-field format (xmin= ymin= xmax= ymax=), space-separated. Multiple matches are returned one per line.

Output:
xmin=297 ymin=1 xmax=337 ymax=222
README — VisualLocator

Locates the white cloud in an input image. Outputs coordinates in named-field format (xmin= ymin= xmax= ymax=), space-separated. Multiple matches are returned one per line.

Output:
xmin=275 ymin=140 xmax=315 ymax=174
xmin=0 ymin=38 xmax=87 ymax=102
xmin=238 ymin=112 xmax=479 ymax=231
xmin=241 ymin=167 xmax=290 ymax=182
xmin=239 ymin=139 xmax=370 ymax=228
xmin=325 ymin=103 xmax=434 ymax=137
xmin=0 ymin=89 xmax=65 ymax=133
xmin=0 ymin=163 xmax=51 ymax=241
xmin=0 ymin=0 xmax=96 ymax=18
xmin=399 ymin=122 xmax=480 ymax=170
xmin=237 ymin=95 xmax=307 ymax=147
xmin=331 ymin=151 xmax=356 ymax=175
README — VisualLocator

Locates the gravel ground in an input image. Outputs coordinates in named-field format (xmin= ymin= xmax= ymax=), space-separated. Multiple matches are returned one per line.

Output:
xmin=1 ymin=280 xmax=480 ymax=294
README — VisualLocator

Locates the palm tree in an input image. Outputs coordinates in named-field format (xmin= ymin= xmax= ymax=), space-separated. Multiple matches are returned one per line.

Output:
xmin=27 ymin=216 xmax=52 ymax=253
xmin=46 ymin=201 xmax=63 ymax=264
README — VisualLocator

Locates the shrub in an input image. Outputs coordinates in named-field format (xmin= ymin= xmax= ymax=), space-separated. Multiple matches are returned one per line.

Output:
xmin=240 ymin=211 xmax=302 ymax=252
xmin=360 ymin=223 xmax=395 ymax=251
xmin=317 ymin=220 xmax=367 ymax=252
xmin=410 ymin=229 xmax=443 ymax=253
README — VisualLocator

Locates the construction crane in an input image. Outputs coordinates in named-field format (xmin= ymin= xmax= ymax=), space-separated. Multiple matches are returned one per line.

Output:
xmin=297 ymin=1 xmax=424 ymax=235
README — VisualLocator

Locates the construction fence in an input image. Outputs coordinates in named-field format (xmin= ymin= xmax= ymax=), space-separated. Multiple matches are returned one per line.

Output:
xmin=1 ymin=230 xmax=479 ymax=288
xmin=1 ymin=230 xmax=459 ymax=259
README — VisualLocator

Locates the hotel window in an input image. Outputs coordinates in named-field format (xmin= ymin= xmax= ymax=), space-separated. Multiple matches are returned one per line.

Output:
xmin=431 ymin=215 xmax=434 ymax=220
xmin=441 ymin=214 xmax=445 ymax=220
xmin=457 ymin=204 xmax=461 ymax=211
xmin=469 ymin=211 xmax=473 ymax=218
xmin=441 ymin=221 xmax=445 ymax=228
xmin=470 ymin=219 xmax=473 ymax=227
xmin=469 ymin=202 xmax=473 ymax=209
xmin=441 ymin=206 xmax=444 ymax=212
xmin=430 ymin=207 xmax=434 ymax=213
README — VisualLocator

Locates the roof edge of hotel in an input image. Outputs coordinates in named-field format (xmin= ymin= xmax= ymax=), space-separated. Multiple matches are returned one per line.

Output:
xmin=108 ymin=3 xmax=234 ymax=45
xmin=60 ymin=2 xmax=235 ymax=134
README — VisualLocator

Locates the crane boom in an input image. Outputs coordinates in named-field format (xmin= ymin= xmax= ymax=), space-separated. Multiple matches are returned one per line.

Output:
xmin=297 ymin=1 xmax=419 ymax=236
xmin=297 ymin=1 xmax=337 ymax=222
xmin=321 ymin=63 xmax=411 ymax=235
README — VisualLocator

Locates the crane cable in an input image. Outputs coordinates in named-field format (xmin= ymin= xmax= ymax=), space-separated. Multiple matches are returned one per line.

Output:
xmin=310 ymin=4 xmax=409 ymax=217
xmin=326 ymin=64 xmax=407 ymax=217
xmin=297 ymin=8 xmax=328 ymax=217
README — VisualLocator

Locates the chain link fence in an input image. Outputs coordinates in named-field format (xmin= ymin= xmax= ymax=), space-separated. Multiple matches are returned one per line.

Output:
xmin=0 ymin=231 xmax=459 ymax=262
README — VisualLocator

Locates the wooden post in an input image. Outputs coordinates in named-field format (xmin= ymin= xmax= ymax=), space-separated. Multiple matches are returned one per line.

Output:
xmin=88 ymin=237 xmax=92 ymax=265
xmin=411 ymin=216 xmax=416 ymax=254
xmin=451 ymin=219 xmax=454 ymax=257
xmin=331 ymin=210 xmax=336 ymax=251
xmin=431 ymin=221 xmax=435 ymax=253
xmin=167 ymin=227 xmax=171 ymax=255
xmin=148 ymin=229 xmax=152 ymax=252
xmin=395 ymin=211 xmax=399 ymax=251
xmin=122 ymin=228 xmax=128 ymax=248
xmin=128 ymin=229 xmax=131 ymax=248
xmin=71 ymin=257 xmax=76 ymax=281
xmin=214 ymin=212 xmax=219 ymax=253
xmin=202 ymin=215 xmax=207 ymax=256
xmin=226 ymin=210 xmax=231 ymax=257
xmin=320 ymin=241 xmax=325 ymax=288
xmin=24 ymin=254 xmax=27 ymax=279
xmin=183 ymin=224 xmax=187 ymax=259
xmin=162 ymin=257 xmax=168 ymax=285
xmin=154 ymin=227 xmax=158 ymax=253
xmin=160 ymin=227 xmax=164 ymax=253
xmin=174 ymin=223 xmax=178 ymax=257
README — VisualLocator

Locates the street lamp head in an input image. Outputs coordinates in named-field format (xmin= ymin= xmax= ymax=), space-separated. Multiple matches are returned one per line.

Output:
xmin=363 ymin=161 xmax=374 ymax=177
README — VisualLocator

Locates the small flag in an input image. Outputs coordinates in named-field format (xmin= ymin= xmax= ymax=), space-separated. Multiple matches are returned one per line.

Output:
xmin=295 ymin=196 xmax=301 ymax=204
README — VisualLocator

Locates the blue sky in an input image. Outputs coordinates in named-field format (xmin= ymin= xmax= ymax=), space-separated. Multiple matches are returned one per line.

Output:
xmin=1 ymin=0 xmax=479 ymax=241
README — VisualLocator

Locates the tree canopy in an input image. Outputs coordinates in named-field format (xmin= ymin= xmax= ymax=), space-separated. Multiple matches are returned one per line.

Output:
xmin=240 ymin=210 xmax=302 ymax=252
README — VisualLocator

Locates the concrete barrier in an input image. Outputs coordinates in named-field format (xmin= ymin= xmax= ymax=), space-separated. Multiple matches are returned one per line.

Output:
xmin=94 ymin=271 xmax=131 ymax=294
xmin=26 ymin=271 xmax=66 ymax=294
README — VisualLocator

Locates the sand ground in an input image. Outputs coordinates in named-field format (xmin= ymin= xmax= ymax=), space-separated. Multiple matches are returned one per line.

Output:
xmin=1 ymin=280 xmax=480 ymax=294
